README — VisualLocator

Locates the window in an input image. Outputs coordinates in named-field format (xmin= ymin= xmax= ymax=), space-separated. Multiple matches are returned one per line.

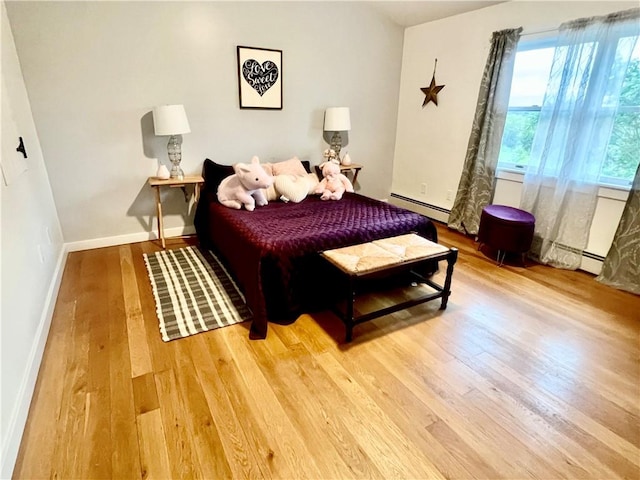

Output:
xmin=498 ymin=36 xmax=640 ymax=187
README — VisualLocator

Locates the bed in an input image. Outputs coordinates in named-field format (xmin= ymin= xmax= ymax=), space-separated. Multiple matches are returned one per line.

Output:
xmin=194 ymin=159 xmax=438 ymax=339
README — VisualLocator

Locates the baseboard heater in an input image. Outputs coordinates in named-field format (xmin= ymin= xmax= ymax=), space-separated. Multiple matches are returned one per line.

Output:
xmin=582 ymin=250 xmax=605 ymax=262
xmin=390 ymin=193 xmax=451 ymax=216
xmin=554 ymin=245 xmax=605 ymax=275
xmin=539 ymin=239 xmax=605 ymax=263
xmin=391 ymin=192 xmax=605 ymax=271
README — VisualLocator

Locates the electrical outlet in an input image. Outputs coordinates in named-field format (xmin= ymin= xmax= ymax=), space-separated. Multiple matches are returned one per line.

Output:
xmin=446 ymin=190 xmax=453 ymax=201
xmin=420 ymin=183 xmax=427 ymax=195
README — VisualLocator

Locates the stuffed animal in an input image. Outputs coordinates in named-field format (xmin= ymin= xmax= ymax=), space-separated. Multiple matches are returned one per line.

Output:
xmin=274 ymin=173 xmax=319 ymax=203
xmin=314 ymin=160 xmax=354 ymax=201
xmin=323 ymin=148 xmax=338 ymax=163
xmin=217 ymin=156 xmax=274 ymax=211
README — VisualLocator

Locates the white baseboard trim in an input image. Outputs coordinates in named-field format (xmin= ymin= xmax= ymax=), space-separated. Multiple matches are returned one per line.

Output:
xmin=389 ymin=193 xmax=451 ymax=224
xmin=1 ymin=245 xmax=68 ymax=480
xmin=66 ymin=226 xmax=196 ymax=252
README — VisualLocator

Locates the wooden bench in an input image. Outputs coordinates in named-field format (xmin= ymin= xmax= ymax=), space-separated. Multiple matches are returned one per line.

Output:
xmin=321 ymin=233 xmax=458 ymax=342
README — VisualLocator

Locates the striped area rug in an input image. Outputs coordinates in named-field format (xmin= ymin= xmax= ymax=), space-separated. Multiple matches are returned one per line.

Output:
xmin=143 ymin=246 xmax=252 ymax=342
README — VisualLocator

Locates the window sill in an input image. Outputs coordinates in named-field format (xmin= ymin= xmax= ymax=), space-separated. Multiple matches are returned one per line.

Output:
xmin=495 ymin=168 xmax=526 ymax=182
xmin=495 ymin=168 xmax=630 ymax=202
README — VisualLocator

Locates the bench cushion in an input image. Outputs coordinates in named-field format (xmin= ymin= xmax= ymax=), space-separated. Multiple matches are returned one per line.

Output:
xmin=323 ymin=233 xmax=449 ymax=274
xmin=323 ymin=242 xmax=400 ymax=274
xmin=373 ymin=234 xmax=449 ymax=261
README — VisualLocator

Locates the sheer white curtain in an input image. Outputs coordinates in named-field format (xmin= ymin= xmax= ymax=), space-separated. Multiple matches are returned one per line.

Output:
xmin=520 ymin=9 xmax=639 ymax=269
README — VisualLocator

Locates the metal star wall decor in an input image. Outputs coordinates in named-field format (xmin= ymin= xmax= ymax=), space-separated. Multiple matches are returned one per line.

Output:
xmin=421 ymin=58 xmax=445 ymax=107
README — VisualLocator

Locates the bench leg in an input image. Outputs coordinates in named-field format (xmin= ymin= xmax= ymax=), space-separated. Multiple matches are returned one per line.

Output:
xmin=345 ymin=325 xmax=353 ymax=343
xmin=440 ymin=248 xmax=458 ymax=310
xmin=330 ymin=247 xmax=458 ymax=342
xmin=345 ymin=276 xmax=355 ymax=342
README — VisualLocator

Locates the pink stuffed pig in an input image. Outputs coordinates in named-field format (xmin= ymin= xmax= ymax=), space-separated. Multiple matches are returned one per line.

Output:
xmin=217 ymin=156 xmax=274 ymax=211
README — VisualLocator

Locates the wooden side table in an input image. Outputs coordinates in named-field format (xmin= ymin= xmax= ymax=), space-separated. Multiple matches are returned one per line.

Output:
xmin=148 ymin=175 xmax=204 ymax=249
xmin=315 ymin=163 xmax=363 ymax=184
xmin=339 ymin=163 xmax=363 ymax=184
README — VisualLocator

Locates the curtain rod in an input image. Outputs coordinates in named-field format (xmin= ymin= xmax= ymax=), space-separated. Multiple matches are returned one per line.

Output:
xmin=521 ymin=27 xmax=558 ymax=37
xmin=521 ymin=7 xmax=640 ymax=37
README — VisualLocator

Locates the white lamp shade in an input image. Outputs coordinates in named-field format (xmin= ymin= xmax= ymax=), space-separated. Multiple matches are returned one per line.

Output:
xmin=153 ymin=104 xmax=191 ymax=135
xmin=324 ymin=107 xmax=351 ymax=131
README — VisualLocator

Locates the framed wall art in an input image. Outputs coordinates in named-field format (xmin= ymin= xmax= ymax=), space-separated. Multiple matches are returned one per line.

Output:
xmin=237 ymin=46 xmax=283 ymax=110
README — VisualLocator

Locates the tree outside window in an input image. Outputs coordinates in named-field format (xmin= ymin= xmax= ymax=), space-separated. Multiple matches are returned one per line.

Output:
xmin=498 ymin=37 xmax=640 ymax=187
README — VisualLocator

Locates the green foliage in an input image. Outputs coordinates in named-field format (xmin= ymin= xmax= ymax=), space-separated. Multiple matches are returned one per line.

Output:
xmin=619 ymin=57 xmax=640 ymax=106
xmin=499 ymin=111 xmax=539 ymax=167
xmin=499 ymin=58 xmax=640 ymax=183
xmin=602 ymin=111 xmax=640 ymax=182
xmin=602 ymin=58 xmax=640 ymax=183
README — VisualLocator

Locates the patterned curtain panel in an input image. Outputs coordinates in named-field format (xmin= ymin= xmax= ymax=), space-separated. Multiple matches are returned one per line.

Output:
xmin=448 ymin=28 xmax=522 ymax=235
xmin=596 ymin=163 xmax=640 ymax=295
xmin=520 ymin=9 xmax=640 ymax=269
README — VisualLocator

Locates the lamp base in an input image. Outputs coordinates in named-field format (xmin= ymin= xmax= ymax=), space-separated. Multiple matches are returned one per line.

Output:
xmin=167 ymin=135 xmax=184 ymax=179
xmin=169 ymin=165 xmax=184 ymax=179
xmin=330 ymin=132 xmax=343 ymax=158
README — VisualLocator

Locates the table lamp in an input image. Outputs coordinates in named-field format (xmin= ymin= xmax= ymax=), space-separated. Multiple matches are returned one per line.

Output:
xmin=153 ymin=104 xmax=191 ymax=179
xmin=324 ymin=107 xmax=351 ymax=158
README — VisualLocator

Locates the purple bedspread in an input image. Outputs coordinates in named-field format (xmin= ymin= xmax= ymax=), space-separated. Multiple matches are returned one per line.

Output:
xmin=195 ymin=192 xmax=437 ymax=339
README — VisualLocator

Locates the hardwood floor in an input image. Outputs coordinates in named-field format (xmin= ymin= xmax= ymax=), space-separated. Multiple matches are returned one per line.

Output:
xmin=14 ymin=225 xmax=640 ymax=479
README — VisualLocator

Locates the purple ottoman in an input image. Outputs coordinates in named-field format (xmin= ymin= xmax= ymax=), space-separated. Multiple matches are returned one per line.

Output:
xmin=477 ymin=205 xmax=535 ymax=266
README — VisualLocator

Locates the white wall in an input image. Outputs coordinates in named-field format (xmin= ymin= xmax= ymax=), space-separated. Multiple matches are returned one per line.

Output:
xmin=391 ymin=1 xmax=636 ymax=273
xmin=6 ymin=1 xmax=404 ymax=245
xmin=1 ymin=2 xmax=65 ymax=476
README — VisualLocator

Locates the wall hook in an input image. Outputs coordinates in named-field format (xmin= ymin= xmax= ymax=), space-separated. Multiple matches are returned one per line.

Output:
xmin=17 ymin=137 xmax=28 ymax=159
